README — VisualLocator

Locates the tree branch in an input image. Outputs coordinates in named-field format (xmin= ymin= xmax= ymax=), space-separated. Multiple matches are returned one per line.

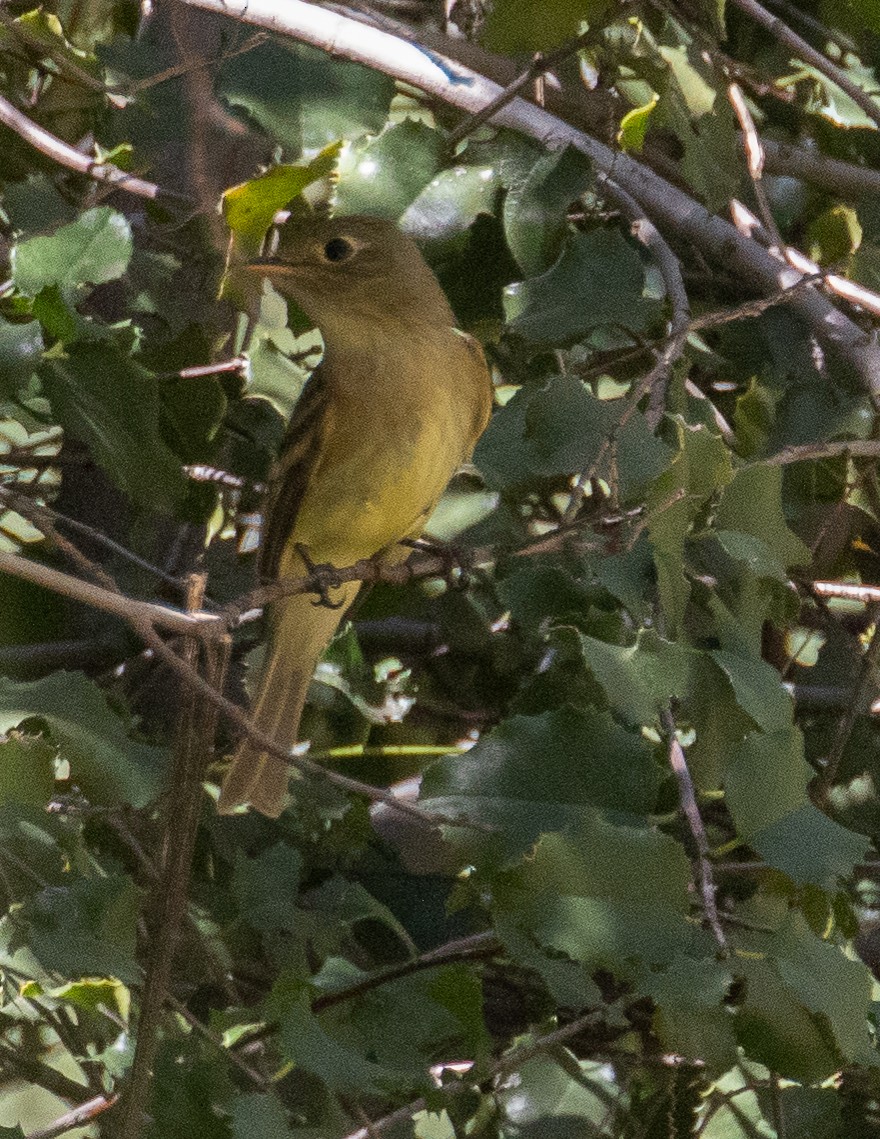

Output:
xmin=661 ymin=709 xmax=728 ymax=954
xmin=180 ymin=0 xmax=880 ymax=408
xmin=0 ymin=548 xmax=223 ymax=637
xmin=729 ymin=0 xmax=880 ymax=132
xmin=341 ymin=1008 xmax=600 ymax=1139
xmin=26 ymin=1094 xmax=118 ymax=1139
xmin=0 ymin=93 xmax=183 ymax=202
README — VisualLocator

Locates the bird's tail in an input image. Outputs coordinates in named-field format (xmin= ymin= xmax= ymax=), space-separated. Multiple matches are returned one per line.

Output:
xmin=217 ymin=583 xmax=359 ymax=816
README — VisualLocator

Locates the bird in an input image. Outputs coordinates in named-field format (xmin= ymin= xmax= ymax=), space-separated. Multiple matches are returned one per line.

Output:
xmin=217 ymin=213 xmax=493 ymax=817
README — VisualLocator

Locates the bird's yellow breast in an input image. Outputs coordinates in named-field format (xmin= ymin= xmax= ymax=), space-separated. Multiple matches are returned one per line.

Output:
xmin=276 ymin=320 xmax=489 ymax=574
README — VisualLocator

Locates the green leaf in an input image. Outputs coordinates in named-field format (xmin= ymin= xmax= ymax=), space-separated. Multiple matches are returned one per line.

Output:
xmin=482 ymin=0 xmax=611 ymax=52
xmin=149 ymin=1036 xmax=236 ymax=1138
xmin=789 ymin=61 xmax=880 ymax=131
xmin=658 ymin=43 xmax=716 ymax=118
xmin=766 ymin=1086 xmax=841 ymax=1139
xmin=222 ymin=144 xmax=343 ymax=249
xmin=306 ymin=875 xmax=416 ymax=952
xmin=642 ymin=955 xmax=738 ymax=1070
xmin=233 ymin=843 xmax=302 ymax=934
xmin=420 ymin=708 xmax=659 ymax=866
xmin=497 ymin=822 xmax=699 ymax=974
xmin=220 ymin=40 xmax=394 ymax=152
xmin=244 ymin=283 xmax=320 ymax=419
xmin=497 ymin=562 xmax=595 ymax=634
xmin=401 ymin=162 xmax=500 ymax=240
xmin=710 ymin=649 xmax=793 ymax=732
xmin=12 ymin=207 xmax=132 ymax=298
xmin=498 ymin=923 xmax=603 ymax=1009
xmin=808 ymin=204 xmax=862 ymax=265
xmin=335 ymin=120 xmax=445 ymax=220
xmin=715 ymin=466 xmax=810 ymax=569
xmin=40 ymin=344 xmax=188 ymax=510
xmin=230 ymin=1094 xmax=289 ymax=1138
xmin=734 ymin=957 xmax=842 ymax=1081
xmin=576 ymin=628 xmax=699 ymax=726
xmin=0 ymin=672 xmax=165 ymax=808
xmin=48 ymin=977 xmax=130 ymax=1020
xmin=269 ymin=987 xmax=403 ymax=1094
xmin=505 ymin=229 xmax=662 ymax=343
xmin=475 ymin=375 xmax=671 ymax=497
xmin=497 ymin=1053 xmax=626 ymax=1131
xmin=773 ymin=914 xmax=874 ymax=1067
xmin=503 ymin=146 xmax=593 ymax=276
xmin=2 ymin=174 xmax=78 ymax=232
xmin=0 ymin=736 xmax=55 ymax=805
xmin=648 ymin=420 xmax=734 ymax=633
xmin=618 ymin=92 xmax=659 ymax=152
xmin=656 ymin=42 xmax=741 ymax=211
xmin=715 ymin=529 xmax=789 ymax=581
xmin=0 ymin=317 xmax=43 ymax=394
xmin=23 ymin=874 xmax=139 ymax=982
xmin=725 ymin=728 xmax=866 ymax=884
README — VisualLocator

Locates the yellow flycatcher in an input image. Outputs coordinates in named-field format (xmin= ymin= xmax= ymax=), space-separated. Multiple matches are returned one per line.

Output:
xmin=218 ymin=214 xmax=493 ymax=817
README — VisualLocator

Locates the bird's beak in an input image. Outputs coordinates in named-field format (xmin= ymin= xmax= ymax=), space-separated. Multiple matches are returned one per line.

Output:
xmin=242 ymin=257 xmax=293 ymax=278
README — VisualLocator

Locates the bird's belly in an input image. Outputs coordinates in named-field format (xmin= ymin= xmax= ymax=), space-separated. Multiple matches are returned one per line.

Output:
xmin=283 ymin=392 xmax=467 ymax=570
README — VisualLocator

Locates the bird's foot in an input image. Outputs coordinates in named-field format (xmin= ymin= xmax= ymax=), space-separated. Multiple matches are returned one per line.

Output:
xmin=295 ymin=543 xmax=346 ymax=609
xmin=401 ymin=537 xmax=473 ymax=590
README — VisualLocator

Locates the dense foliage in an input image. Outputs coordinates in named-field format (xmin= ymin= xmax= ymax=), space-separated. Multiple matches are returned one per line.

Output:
xmin=3 ymin=0 xmax=880 ymax=1134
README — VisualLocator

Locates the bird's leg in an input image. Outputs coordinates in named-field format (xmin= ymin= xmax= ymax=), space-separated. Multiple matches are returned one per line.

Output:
xmin=400 ymin=537 xmax=473 ymax=591
xmin=295 ymin=543 xmax=346 ymax=609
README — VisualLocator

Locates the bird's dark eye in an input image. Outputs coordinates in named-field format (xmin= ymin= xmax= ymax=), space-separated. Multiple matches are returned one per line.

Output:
xmin=322 ymin=237 xmax=355 ymax=262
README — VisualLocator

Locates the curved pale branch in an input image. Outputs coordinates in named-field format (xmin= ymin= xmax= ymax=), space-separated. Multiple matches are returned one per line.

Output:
xmin=0 ymin=93 xmax=176 ymax=202
xmin=180 ymin=0 xmax=880 ymax=408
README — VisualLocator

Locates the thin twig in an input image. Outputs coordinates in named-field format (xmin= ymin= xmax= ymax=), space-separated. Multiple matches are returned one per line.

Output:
xmin=731 ymin=197 xmax=880 ymax=317
xmin=0 ymin=484 xmax=197 ymax=592
xmin=598 ymin=179 xmax=691 ymax=429
xmin=0 ymin=486 xmax=120 ymax=592
xmin=233 ymin=931 xmax=501 ymax=1052
xmin=117 ymin=582 xmax=230 ymax=1139
xmin=125 ymin=31 xmax=268 ymax=93
xmin=0 ymin=1039 xmax=93 ymax=1103
xmin=769 ymin=1071 xmax=787 ymax=1139
xmin=343 ymin=2 xmax=880 ymax=201
xmin=156 ymin=357 xmax=249 ymax=381
xmin=0 ymin=8 xmax=126 ymax=102
xmin=819 ymin=603 xmax=880 ymax=792
xmin=341 ymin=1009 xmax=600 ymax=1139
xmin=166 ymin=996 xmax=271 ymax=1090
xmin=0 ymin=92 xmax=183 ymax=202
xmin=812 ymin=580 xmax=880 ymax=604
xmin=131 ymin=614 xmax=469 ymax=827
xmin=745 ymin=440 xmax=880 ymax=467
xmin=762 ymin=0 xmax=859 ymax=56
xmin=314 ymin=931 xmax=499 ymax=1012
xmin=0 ymin=548 xmax=222 ymax=637
xmin=761 ymin=137 xmax=880 ymax=197
xmin=446 ymin=30 xmax=590 ymax=147
xmin=25 ymin=1094 xmax=118 ymax=1139
xmin=729 ymin=0 xmax=880 ymax=132
xmin=562 ymin=330 xmax=689 ymax=523
xmin=661 ymin=709 xmax=728 ymax=954
xmin=728 ymin=82 xmax=784 ymax=250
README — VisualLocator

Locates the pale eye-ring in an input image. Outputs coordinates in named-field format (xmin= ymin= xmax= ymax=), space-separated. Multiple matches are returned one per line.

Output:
xmin=322 ymin=236 xmax=355 ymax=263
